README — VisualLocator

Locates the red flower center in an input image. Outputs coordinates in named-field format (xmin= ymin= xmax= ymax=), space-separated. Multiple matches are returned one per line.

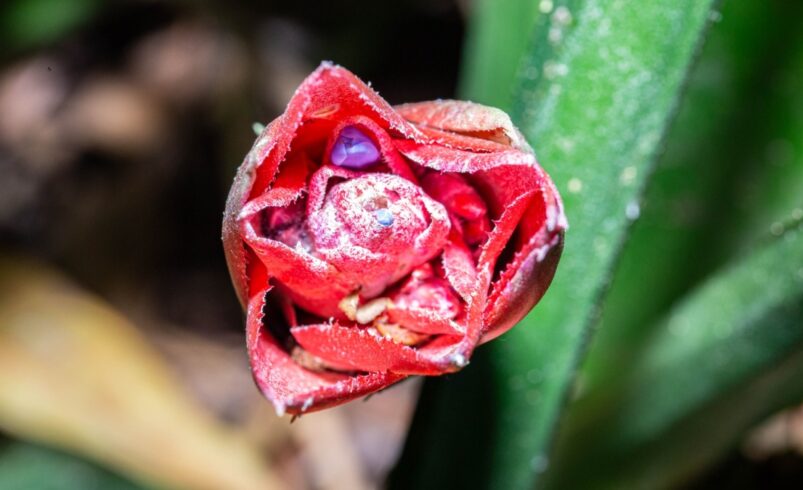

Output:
xmin=308 ymin=172 xmax=450 ymax=300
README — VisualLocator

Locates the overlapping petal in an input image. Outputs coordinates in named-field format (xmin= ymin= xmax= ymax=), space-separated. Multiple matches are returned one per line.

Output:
xmin=223 ymin=63 xmax=566 ymax=414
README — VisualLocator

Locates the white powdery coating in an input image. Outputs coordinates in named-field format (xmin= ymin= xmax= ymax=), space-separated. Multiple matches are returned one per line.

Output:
xmin=399 ymin=145 xmax=538 ymax=174
xmin=307 ymin=173 xmax=449 ymax=298
xmin=394 ymin=99 xmax=530 ymax=151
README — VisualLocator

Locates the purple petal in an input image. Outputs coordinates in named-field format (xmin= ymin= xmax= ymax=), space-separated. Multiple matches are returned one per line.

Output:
xmin=331 ymin=126 xmax=381 ymax=168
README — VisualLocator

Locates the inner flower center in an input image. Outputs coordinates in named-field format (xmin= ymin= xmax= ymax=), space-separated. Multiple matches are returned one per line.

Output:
xmin=307 ymin=173 xmax=449 ymax=298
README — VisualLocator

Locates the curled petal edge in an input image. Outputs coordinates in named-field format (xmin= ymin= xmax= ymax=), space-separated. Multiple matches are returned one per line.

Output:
xmin=246 ymin=290 xmax=406 ymax=415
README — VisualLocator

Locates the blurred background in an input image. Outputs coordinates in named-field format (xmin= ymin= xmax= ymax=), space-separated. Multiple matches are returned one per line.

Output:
xmin=1 ymin=0 xmax=802 ymax=489
xmin=0 ymin=0 xmax=464 ymax=488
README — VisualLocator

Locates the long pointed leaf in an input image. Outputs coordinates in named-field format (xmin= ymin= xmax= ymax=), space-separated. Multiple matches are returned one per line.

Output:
xmin=391 ymin=1 xmax=718 ymax=488
xmin=457 ymin=0 xmax=543 ymax=109
xmin=583 ymin=0 xmax=803 ymax=391
xmin=547 ymin=218 xmax=803 ymax=488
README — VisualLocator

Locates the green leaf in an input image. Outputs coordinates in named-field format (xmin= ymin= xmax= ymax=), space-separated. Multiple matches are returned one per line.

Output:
xmin=391 ymin=1 xmax=718 ymax=489
xmin=0 ymin=0 xmax=100 ymax=53
xmin=711 ymin=17 xmax=803 ymax=255
xmin=580 ymin=0 xmax=803 ymax=396
xmin=548 ymin=3 xmax=803 ymax=483
xmin=545 ymin=219 xmax=803 ymax=489
xmin=458 ymin=0 xmax=543 ymax=110
xmin=0 ymin=442 xmax=144 ymax=490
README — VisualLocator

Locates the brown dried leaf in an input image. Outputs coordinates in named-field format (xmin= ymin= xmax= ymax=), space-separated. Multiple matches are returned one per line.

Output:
xmin=0 ymin=256 xmax=286 ymax=490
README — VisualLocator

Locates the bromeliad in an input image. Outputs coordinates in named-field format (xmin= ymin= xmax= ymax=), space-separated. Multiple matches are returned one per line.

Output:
xmin=222 ymin=63 xmax=566 ymax=415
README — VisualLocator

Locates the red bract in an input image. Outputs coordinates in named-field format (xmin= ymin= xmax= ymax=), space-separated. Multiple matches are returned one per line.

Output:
xmin=222 ymin=63 xmax=566 ymax=415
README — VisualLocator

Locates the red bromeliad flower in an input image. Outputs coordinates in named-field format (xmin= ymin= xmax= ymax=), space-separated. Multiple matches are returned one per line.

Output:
xmin=222 ymin=63 xmax=566 ymax=415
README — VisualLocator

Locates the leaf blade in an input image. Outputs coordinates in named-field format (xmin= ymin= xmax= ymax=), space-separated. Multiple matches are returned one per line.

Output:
xmin=547 ymin=219 xmax=803 ymax=488
xmin=582 ymin=0 xmax=803 ymax=392
xmin=392 ymin=1 xmax=719 ymax=488
xmin=458 ymin=0 xmax=543 ymax=110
